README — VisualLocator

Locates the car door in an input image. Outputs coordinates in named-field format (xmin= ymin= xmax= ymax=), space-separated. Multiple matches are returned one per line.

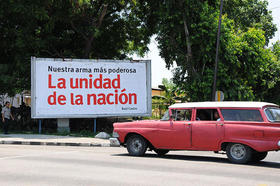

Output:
xmin=152 ymin=108 xmax=192 ymax=149
xmin=191 ymin=108 xmax=225 ymax=150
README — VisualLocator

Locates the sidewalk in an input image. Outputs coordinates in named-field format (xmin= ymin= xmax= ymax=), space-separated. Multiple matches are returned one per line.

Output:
xmin=0 ymin=134 xmax=120 ymax=147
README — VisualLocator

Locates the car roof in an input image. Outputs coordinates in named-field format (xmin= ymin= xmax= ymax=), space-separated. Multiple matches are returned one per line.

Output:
xmin=169 ymin=101 xmax=278 ymax=109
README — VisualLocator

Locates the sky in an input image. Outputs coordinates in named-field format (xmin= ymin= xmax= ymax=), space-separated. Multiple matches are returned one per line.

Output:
xmin=268 ymin=0 xmax=280 ymax=44
xmin=132 ymin=35 xmax=175 ymax=88
xmin=133 ymin=0 xmax=280 ymax=88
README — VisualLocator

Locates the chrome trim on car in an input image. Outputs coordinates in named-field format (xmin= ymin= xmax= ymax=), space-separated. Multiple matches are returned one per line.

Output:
xmin=109 ymin=138 xmax=120 ymax=147
xmin=112 ymin=132 xmax=119 ymax=138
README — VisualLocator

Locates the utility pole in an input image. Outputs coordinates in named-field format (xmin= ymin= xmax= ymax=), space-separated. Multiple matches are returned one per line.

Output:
xmin=212 ymin=0 xmax=224 ymax=101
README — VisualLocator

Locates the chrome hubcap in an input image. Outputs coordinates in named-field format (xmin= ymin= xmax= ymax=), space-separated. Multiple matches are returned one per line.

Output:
xmin=131 ymin=139 xmax=142 ymax=152
xmin=230 ymin=144 xmax=246 ymax=160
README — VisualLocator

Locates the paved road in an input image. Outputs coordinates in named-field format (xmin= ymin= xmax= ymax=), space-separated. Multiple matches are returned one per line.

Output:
xmin=0 ymin=145 xmax=279 ymax=186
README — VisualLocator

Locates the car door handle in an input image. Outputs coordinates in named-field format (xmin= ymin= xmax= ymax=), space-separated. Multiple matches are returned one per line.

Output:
xmin=217 ymin=123 xmax=224 ymax=126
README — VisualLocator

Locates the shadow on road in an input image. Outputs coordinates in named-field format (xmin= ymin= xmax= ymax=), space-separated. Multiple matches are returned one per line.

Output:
xmin=112 ymin=153 xmax=280 ymax=169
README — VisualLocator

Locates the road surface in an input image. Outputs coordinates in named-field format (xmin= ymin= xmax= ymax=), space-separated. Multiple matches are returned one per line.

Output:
xmin=0 ymin=145 xmax=279 ymax=186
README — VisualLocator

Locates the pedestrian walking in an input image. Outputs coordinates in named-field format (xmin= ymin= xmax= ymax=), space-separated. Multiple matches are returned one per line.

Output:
xmin=1 ymin=101 xmax=14 ymax=134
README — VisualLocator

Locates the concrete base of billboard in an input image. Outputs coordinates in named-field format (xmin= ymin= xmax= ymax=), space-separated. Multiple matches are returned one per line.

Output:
xmin=57 ymin=118 xmax=70 ymax=132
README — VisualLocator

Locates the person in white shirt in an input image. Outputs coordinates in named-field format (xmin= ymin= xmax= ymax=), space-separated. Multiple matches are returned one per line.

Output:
xmin=1 ymin=102 xmax=14 ymax=134
xmin=214 ymin=111 xmax=221 ymax=121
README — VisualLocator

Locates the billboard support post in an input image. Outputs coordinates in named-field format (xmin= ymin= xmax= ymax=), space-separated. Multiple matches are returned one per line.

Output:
xmin=57 ymin=118 xmax=70 ymax=132
xmin=39 ymin=120 xmax=42 ymax=134
xmin=93 ymin=118 xmax=97 ymax=134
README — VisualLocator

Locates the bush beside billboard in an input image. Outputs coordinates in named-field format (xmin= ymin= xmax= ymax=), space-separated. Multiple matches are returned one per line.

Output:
xmin=31 ymin=57 xmax=151 ymax=118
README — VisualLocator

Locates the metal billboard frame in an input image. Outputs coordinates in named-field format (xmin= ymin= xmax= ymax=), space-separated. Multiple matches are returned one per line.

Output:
xmin=31 ymin=57 xmax=152 ymax=118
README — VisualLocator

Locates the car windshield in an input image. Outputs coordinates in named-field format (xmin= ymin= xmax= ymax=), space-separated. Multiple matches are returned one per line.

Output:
xmin=161 ymin=110 xmax=170 ymax=121
xmin=265 ymin=107 xmax=280 ymax=122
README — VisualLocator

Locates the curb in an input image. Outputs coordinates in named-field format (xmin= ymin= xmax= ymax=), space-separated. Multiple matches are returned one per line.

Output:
xmin=0 ymin=140 xmax=120 ymax=147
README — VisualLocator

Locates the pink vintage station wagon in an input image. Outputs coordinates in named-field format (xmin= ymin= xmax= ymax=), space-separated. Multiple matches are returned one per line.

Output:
xmin=112 ymin=101 xmax=280 ymax=163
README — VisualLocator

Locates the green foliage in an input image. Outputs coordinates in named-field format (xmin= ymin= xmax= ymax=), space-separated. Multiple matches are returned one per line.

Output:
xmin=223 ymin=0 xmax=276 ymax=45
xmin=0 ymin=0 xmax=158 ymax=95
xmin=160 ymin=78 xmax=177 ymax=105
xmin=272 ymin=41 xmax=280 ymax=61
xmin=152 ymin=78 xmax=184 ymax=118
xmin=1 ymin=0 xmax=280 ymax=104
xmin=152 ymin=98 xmax=168 ymax=119
xmin=155 ymin=0 xmax=280 ymax=102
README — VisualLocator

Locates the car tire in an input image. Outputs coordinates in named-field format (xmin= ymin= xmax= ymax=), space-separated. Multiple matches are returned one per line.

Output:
xmin=226 ymin=143 xmax=252 ymax=164
xmin=251 ymin=151 xmax=268 ymax=162
xmin=126 ymin=135 xmax=147 ymax=156
xmin=154 ymin=149 xmax=169 ymax=156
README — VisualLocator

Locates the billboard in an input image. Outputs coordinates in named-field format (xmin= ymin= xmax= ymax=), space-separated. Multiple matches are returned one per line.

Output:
xmin=31 ymin=57 xmax=151 ymax=118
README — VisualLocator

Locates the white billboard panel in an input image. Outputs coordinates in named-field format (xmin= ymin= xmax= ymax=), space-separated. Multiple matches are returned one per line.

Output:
xmin=31 ymin=57 xmax=151 ymax=118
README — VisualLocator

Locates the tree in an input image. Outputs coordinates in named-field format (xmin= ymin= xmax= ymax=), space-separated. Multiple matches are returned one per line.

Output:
xmin=262 ymin=41 xmax=280 ymax=104
xmin=0 ymin=0 xmax=158 ymax=95
xmin=159 ymin=78 xmax=177 ymax=105
xmin=272 ymin=41 xmax=280 ymax=61
xmin=155 ymin=0 xmax=279 ymax=101
xmin=223 ymin=0 xmax=277 ymax=45
xmin=152 ymin=78 xmax=184 ymax=118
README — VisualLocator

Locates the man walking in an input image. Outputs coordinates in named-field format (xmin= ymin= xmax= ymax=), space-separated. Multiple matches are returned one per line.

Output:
xmin=1 ymin=101 xmax=14 ymax=134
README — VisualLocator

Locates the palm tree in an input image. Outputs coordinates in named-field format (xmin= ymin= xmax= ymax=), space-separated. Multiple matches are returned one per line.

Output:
xmin=159 ymin=78 xmax=177 ymax=106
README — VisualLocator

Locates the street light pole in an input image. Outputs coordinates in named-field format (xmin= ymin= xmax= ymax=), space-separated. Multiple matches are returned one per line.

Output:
xmin=212 ymin=0 xmax=224 ymax=101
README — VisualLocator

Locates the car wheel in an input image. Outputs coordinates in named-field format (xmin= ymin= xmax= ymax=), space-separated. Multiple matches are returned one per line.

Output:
xmin=154 ymin=149 xmax=169 ymax=156
xmin=126 ymin=135 xmax=147 ymax=156
xmin=226 ymin=143 xmax=252 ymax=164
xmin=251 ymin=151 xmax=268 ymax=162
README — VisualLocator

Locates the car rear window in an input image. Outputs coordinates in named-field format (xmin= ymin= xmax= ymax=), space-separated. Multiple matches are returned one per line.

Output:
xmin=220 ymin=109 xmax=263 ymax=122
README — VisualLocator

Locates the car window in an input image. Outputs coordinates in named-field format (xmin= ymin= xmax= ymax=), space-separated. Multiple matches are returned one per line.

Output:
xmin=264 ymin=107 xmax=280 ymax=122
xmin=221 ymin=109 xmax=263 ymax=122
xmin=196 ymin=109 xmax=220 ymax=121
xmin=161 ymin=110 xmax=170 ymax=121
xmin=171 ymin=109 xmax=192 ymax=121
